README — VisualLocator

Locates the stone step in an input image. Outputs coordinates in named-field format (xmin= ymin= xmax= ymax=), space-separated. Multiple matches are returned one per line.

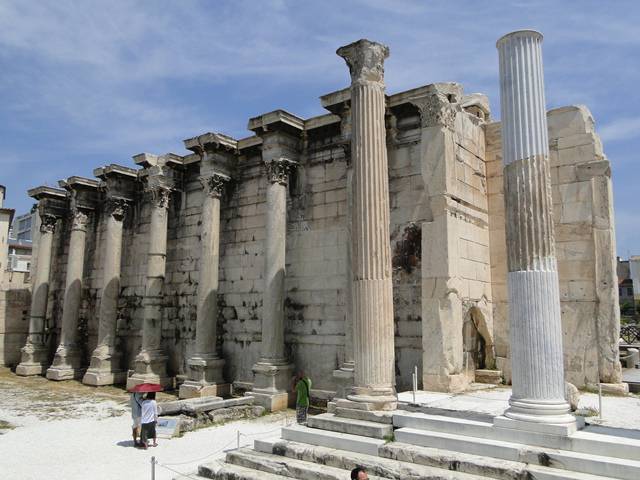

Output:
xmin=395 ymin=427 xmax=640 ymax=480
xmin=393 ymin=410 xmax=640 ymax=461
xmin=198 ymin=460 xmax=291 ymax=479
xmin=381 ymin=442 xmax=612 ymax=480
xmin=307 ymin=412 xmax=393 ymax=439
xmin=335 ymin=406 xmax=394 ymax=424
xmin=281 ymin=424 xmax=385 ymax=456
xmin=255 ymin=437 xmax=489 ymax=480
xmin=225 ymin=448 xmax=386 ymax=480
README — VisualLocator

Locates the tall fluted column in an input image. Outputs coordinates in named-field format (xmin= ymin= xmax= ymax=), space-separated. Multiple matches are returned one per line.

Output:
xmin=16 ymin=212 xmax=59 ymax=376
xmin=496 ymin=30 xmax=575 ymax=427
xmin=180 ymin=173 xmax=231 ymax=399
xmin=83 ymin=198 xmax=129 ymax=386
xmin=337 ymin=39 xmax=396 ymax=409
xmin=128 ymin=173 xmax=173 ymax=389
xmin=249 ymin=157 xmax=297 ymax=411
xmin=46 ymin=208 xmax=89 ymax=380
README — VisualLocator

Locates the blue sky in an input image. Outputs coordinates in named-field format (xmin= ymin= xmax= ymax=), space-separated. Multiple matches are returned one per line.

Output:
xmin=1 ymin=0 xmax=638 ymax=255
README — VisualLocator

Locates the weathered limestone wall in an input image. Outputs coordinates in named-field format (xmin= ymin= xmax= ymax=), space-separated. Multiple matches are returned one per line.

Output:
xmin=487 ymin=105 xmax=622 ymax=387
xmin=0 ymin=272 xmax=31 ymax=366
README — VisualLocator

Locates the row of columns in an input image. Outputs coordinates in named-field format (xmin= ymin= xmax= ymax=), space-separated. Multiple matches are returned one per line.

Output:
xmin=16 ymin=31 xmax=576 ymax=429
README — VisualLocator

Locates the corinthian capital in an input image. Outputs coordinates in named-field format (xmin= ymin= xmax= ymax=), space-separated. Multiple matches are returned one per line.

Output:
xmin=105 ymin=197 xmax=129 ymax=221
xmin=337 ymin=39 xmax=389 ymax=86
xmin=148 ymin=185 xmax=172 ymax=209
xmin=70 ymin=208 xmax=89 ymax=231
xmin=200 ymin=173 xmax=230 ymax=198
xmin=39 ymin=213 xmax=58 ymax=234
xmin=412 ymin=93 xmax=458 ymax=130
xmin=265 ymin=158 xmax=297 ymax=185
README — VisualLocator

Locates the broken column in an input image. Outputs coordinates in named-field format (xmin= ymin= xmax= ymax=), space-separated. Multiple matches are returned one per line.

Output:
xmin=496 ymin=30 xmax=575 ymax=427
xmin=337 ymin=39 xmax=396 ymax=409
xmin=128 ymin=154 xmax=180 ymax=389
xmin=16 ymin=187 xmax=67 ymax=376
xmin=83 ymin=165 xmax=137 ymax=386
xmin=180 ymin=133 xmax=236 ymax=399
xmin=248 ymin=110 xmax=302 ymax=411
xmin=47 ymin=177 xmax=99 ymax=380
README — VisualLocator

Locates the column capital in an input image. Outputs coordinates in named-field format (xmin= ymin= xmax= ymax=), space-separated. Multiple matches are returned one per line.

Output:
xmin=199 ymin=173 xmax=231 ymax=198
xmin=147 ymin=184 xmax=172 ymax=209
xmin=265 ymin=157 xmax=298 ymax=185
xmin=39 ymin=213 xmax=58 ymax=234
xmin=337 ymin=39 xmax=389 ymax=86
xmin=411 ymin=92 xmax=459 ymax=130
xmin=105 ymin=197 xmax=130 ymax=221
xmin=69 ymin=208 xmax=90 ymax=232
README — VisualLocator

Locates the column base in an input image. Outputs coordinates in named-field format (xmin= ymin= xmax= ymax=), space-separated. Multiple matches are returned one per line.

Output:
xmin=82 ymin=345 xmax=126 ymax=386
xmin=248 ymin=361 xmax=294 ymax=412
xmin=332 ymin=364 xmax=355 ymax=400
xmin=347 ymin=386 xmax=397 ymax=411
xmin=503 ymin=397 xmax=576 ymax=425
xmin=494 ymin=414 xmax=584 ymax=436
xmin=16 ymin=343 xmax=49 ymax=377
xmin=127 ymin=349 xmax=171 ymax=390
xmin=46 ymin=345 xmax=83 ymax=381
xmin=423 ymin=373 xmax=469 ymax=393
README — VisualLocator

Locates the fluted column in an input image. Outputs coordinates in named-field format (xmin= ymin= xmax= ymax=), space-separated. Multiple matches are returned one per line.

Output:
xmin=496 ymin=30 xmax=574 ymax=427
xmin=47 ymin=208 xmax=89 ymax=380
xmin=180 ymin=173 xmax=231 ymax=399
xmin=83 ymin=198 xmax=129 ymax=386
xmin=128 ymin=179 xmax=172 ymax=389
xmin=248 ymin=156 xmax=297 ymax=411
xmin=337 ymin=39 xmax=396 ymax=409
xmin=16 ymin=213 xmax=58 ymax=376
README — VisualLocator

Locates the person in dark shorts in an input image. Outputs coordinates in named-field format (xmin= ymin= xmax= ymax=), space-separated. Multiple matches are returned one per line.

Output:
xmin=293 ymin=371 xmax=311 ymax=424
xmin=140 ymin=392 xmax=158 ymax=449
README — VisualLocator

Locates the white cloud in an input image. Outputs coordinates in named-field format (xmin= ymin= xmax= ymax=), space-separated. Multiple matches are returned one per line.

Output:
xmin=600 ymin=117 xmax=640 ymax=143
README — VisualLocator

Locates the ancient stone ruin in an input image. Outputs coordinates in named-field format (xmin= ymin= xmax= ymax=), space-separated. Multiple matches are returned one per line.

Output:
xmin=12 ymin=30 xmax=624 ymax=415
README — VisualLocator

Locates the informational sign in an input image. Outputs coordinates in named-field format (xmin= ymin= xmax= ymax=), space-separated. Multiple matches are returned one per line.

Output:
xmin=156 ymin=417 xmax=180 ymax=439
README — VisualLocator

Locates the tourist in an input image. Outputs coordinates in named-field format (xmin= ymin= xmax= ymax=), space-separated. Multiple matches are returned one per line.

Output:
xmin=293 ymin=371 xmax=311 ymax=424
xmin=130 ymin=392 xmax=144 ymax=447
xmin=350 ymin=466 xmax=368 ymax=479
xmin=140 ymin=392 xmax=158 ymax=449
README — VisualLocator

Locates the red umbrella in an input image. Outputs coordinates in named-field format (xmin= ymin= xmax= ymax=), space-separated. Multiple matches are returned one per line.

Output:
xmin=127 ymin=383 xmax=163 ymax=393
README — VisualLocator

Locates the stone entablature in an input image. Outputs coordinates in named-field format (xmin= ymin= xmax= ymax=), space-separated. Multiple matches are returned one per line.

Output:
xmin=16 ymin=48 xmax=622 ymax=396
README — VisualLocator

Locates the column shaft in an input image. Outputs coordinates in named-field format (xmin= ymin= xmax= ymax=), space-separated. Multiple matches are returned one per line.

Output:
xmin=83 ymin=199 xmax=128 ymax=385
xmin=181 ymin=174 xmax=229 ymax=398
xmin=195 ymin=193 xmax=221 ymax=355
xmin=261 ymin=181 xmax=287 ymax=363
xmin=16 ymin=214 xmax=56 ymax=376
xmin=497 ymin=30 xmax=573 ymax=425
xmin=47 ymin=210 xmax=88 ymax=380
xmin=337 ymin=39 xmax=396 ymax=408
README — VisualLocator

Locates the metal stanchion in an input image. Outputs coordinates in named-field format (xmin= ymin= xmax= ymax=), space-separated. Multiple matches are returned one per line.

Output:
xmin=151 ymin=456 xmax=156 ymax=480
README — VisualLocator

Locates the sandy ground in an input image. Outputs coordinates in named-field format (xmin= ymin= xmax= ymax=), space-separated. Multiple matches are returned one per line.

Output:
xmin=0 ymin=369 xmax=293 ymax=480
xmin=3 ymin=369 xmax=640 ymax=480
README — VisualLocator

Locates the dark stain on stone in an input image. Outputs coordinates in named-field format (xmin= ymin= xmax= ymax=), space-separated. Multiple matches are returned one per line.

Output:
xmin=392 ymin=223 xmax=421 ymax=273
xmin=537 ymin=452 xmax=552 ymax=467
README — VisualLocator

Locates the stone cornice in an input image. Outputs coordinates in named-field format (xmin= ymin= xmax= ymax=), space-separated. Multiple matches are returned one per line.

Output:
xmin=184 ymin=132 xmax=238 ymax=155
xmin=248 ymin=110 xmax=304 ymax=136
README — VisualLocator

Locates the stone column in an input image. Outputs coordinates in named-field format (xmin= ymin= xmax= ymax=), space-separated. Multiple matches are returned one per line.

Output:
xmin=179 ymin=173 xmax=231 ymax=399
xmin=16 ymin=213 xmax=58 ymax=375
xmin=128 ymin=159 xmax=174 ymax=389
xmin=250 ymin=157 xmax=297 ymax=411
xmin=83 ymin=197 xmax=130 ymax=385
xmin=495 ymin=30 xmax=575 ymax=428
xmin=46 ymin=208 xmax=89 ymax=379
xmin=337 ymin=39 xmax=396 ymax=409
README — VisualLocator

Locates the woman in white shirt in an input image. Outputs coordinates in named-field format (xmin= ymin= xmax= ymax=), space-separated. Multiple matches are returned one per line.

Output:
xmin=140 ymin=392 xmax=158 ymax=449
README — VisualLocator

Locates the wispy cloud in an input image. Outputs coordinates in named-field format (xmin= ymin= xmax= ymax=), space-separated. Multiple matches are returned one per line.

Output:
xmin=600 ymin=117 xmax=640 ymax=143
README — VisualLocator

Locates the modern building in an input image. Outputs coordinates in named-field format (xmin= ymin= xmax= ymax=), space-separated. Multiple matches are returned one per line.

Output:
xmin=0 ymin=185 xmax=15 ymax=275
